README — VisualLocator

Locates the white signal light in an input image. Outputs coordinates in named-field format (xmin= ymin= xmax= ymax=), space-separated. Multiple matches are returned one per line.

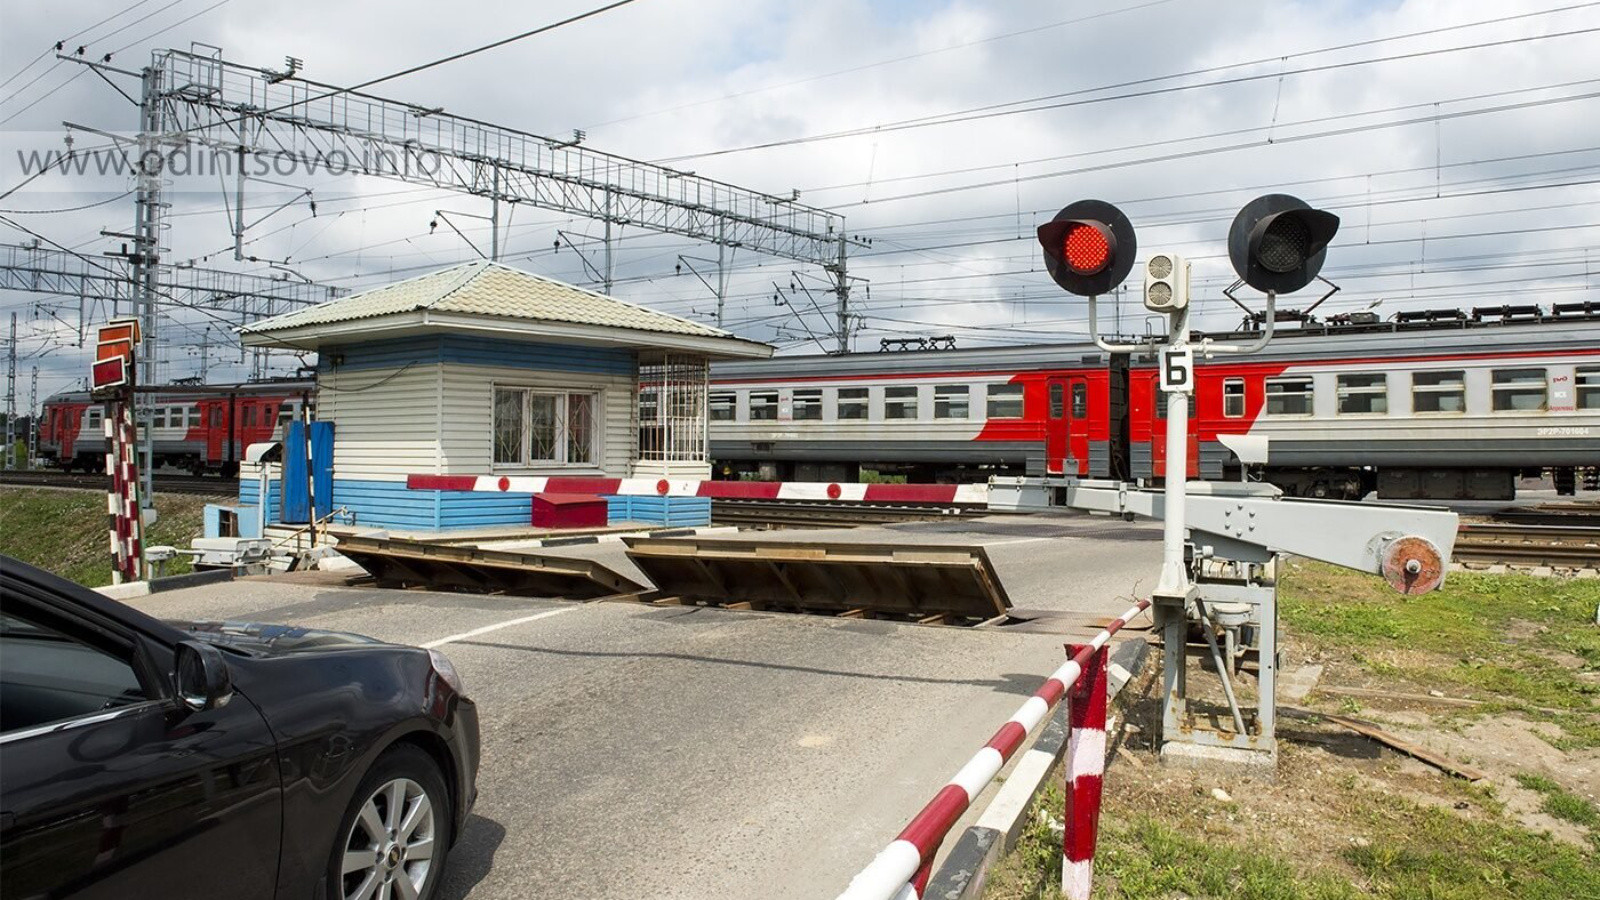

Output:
xmin=1143 ymin=252 xmax=1189 ymax=312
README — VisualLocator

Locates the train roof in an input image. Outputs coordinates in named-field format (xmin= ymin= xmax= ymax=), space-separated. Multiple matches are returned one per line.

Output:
xmin=44 ymin=378 xmax=315 ymax=405
xmin=711 ymin=307 xmax=1600 ymax=378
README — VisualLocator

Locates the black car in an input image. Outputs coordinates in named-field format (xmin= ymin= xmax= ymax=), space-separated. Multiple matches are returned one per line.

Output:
xmin=0 ymin=556 xmax=479 ymax=900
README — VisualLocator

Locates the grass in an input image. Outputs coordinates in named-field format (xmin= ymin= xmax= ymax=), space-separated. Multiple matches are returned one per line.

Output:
xmin=1515 ymin=772 xmax=1600 ymax=854
xmin=984 ymin=764 xmax=1600 ymax=900
xmin=1280 ymin=561 xmax=1600 ymax=748
xmin=0 ymin=486 xmax=208 ymax=586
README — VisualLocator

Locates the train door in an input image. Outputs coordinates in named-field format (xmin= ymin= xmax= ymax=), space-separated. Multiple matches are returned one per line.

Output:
xmin=1150 ymin=384 xmax=1200 ymax=479
xmin=1045 ymin=376 xmax=1091 ymax=476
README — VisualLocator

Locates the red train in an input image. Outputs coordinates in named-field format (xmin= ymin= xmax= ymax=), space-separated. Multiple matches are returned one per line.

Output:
xmin=709 ymin=308 xmax=1600 ymax=500
xmin=38 ymin=380 xmax=313 ymax=476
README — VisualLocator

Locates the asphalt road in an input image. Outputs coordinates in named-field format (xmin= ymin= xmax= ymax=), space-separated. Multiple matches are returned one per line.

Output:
xmin=132 ymin=514 xmax=1161 ymax=899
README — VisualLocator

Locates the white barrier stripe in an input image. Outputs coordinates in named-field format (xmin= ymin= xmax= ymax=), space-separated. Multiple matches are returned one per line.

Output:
xmin=837 ymin=483 xmax=870 ymax=501
xmin=1049 ymin=661 xmax=1083 ymax=694
xmin=1008 ymin=695 xmax=1050 ymax=732
xmin=1063 ymin=858 xmax=1094 ymax=900
xmin=1088 ymin=630 xmax=1111 ymax=651
xmin=889 ymin=882 xmax=920 ymax=900
xmin=837 ymin=841 xmax=923 ymax=900
xmin=952 ymin=484 xmax=988 ymax=504
xmin=779 ymin=482 xmax=835 ymax=501
xmin=1066 ymin=728 xmax=1107 ymax=775
xmin=974 ymin=744 xmax=1057 ymax=831
xmin=949 ymin=747 xmax=1005 ymax=800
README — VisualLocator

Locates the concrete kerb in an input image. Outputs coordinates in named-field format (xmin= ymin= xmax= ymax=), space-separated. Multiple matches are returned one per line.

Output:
xmin=923 ymin=636 xmax=1152 ymax=900
xmin=94 ymin=566 xmax=235 ymax=601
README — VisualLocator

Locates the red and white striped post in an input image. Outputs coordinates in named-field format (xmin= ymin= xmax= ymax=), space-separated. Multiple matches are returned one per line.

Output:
xmin=836 ymin=598 xmax=1150 ymax=900
xmin=106 ymin=402 xmax=143 ymax=583
xmin=1062 ymin=643 xmax=1109 ymax=900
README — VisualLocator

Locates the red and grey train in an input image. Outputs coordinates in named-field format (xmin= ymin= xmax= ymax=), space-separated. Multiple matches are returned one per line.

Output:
xmin=708 ymin=307 xmax=1600 ymax=500
xmin=37 ymin=379 xmax=312 ymax=476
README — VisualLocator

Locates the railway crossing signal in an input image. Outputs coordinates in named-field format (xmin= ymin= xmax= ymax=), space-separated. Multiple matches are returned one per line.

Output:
xmin=1227 ymin=193 xmax=1340 ymax=295
xmin=1035 ymin=199 xmax=1137 ymax=297
xmin=1143 ymin=252 xmax=1189 ymax=312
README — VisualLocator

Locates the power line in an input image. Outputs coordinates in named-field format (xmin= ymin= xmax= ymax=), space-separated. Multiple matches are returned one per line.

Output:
xmin=658 ymin=21 xmax=1600 ymax=163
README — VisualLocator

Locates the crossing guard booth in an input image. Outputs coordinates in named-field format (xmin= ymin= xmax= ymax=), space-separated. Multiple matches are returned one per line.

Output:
xmin=239 ymin=261 xmax=772 ymax=531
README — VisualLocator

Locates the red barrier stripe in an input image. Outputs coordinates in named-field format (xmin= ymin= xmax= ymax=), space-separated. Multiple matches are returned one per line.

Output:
xmin=862 ymin=484 xmax=958 ymax=503
xmin=895 ymin=784 xmax=972 ymax=862
xmin=1064 ymin=774 xmax=1104 ymax=860
xmin=695 ymin=480 xmax=784 ymax=499
xmin=408 ymin=474 xmax=479 ymax=491
xmin=984 ymin=721 xmax=1028 ymax=759
xmin=1035 ymin=677 xmax=1066 ymax=708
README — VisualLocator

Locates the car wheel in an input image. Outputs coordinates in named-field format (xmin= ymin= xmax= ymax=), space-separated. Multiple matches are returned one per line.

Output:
xmin=329 ymin=744 xmax=452 ymax=900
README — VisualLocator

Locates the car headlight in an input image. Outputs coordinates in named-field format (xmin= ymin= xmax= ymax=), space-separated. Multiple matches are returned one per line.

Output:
xmin=427 ymin=648 xmax=465 ymax=695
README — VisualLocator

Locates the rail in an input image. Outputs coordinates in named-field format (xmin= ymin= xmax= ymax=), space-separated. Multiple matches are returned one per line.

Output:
xmin=836 ymin=598 xmax=1152 ymax=900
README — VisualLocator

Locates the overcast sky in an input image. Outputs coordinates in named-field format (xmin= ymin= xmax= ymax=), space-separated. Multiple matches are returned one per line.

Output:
xmin=3 ymin=0 xmax=1598 ymax=397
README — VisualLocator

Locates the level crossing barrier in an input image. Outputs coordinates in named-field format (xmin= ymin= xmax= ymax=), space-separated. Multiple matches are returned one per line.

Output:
xmin=836 ymin=599 xmax=1152 ymax=900
xmin=405 ymin=473 xmax=989 ymax=505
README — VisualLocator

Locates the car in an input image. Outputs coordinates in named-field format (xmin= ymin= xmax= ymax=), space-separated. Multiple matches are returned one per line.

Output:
xmin=0 ymin=556 xmax=479 ymax=900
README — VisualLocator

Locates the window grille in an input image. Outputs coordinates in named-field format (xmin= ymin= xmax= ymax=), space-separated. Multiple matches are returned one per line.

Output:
xmin=637 ymin=354 xmax=709 ymax=463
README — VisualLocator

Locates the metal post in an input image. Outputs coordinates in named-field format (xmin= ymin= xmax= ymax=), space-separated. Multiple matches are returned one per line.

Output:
xmin=301 ymin=392 xmax=314 ymax=549
xmin=28 ymin=365 xmax=38 ymax=468
xmin=831 ymin=237 xmax=851 ymax=354
xmin=134 ymin=63 xmax=165 ymax=505
xmin=715 ymin=220 xmax=729 ymax=328
xmin=1155 ymin=304 xmax=1192 ymax=596
xmin=490 ymin=168 xmax=502 ymax=262
xmin=4 ymin=311 xmax=15 ymax=469
xmin=602 ymin=192 xmax=615 ymax=294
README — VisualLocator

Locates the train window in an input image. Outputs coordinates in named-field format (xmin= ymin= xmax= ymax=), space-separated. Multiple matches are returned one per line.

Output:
xmin=86 ymin=409 xmax=102 ymax=428
xmin=1578 ymin=367 xmax=1600 ymax=410
xmin=709 ymin=393 xmax=736 ymax=421
xmin=1223 ymin=379 xmax=1246 ymax=417
xmin=152 ymin=408 xmax=166 ymax=428
xmin=837 ymin=388 xmax=869 ymax=420
xmin=187 ymin=407 xmax=201 ymax=428
xmin=244 ymin=406 xmax=257 ymax=427
xmin=884 ymin=386 xmax=919 ymax=420
xmin=1491 ymin=368 xmax=1547 ymax=412
xmin=1070 ymin=383 xmax=1087 ymax=419
xmin=1336 ymin=373 xmax=1387 ymax=415
xmin=1049 ymin=384 xmax=1064 ymax=418
xmin=986 ymin=384 xmax=1023 ymax=419
xmin=792 ymin=389 xmax=823 ymax=421
xmin=749 ymin=390 xmax=779 ymax=421
xmin=1264 ymin=377 xmax=1314 ymax=416
xmin=934 ymin=385 xmax=969 ymax=420
xmin=1412 ymin=370 xmax=1465 ymax=414
xmin=277 ymin=405 xmax=294 ymax=429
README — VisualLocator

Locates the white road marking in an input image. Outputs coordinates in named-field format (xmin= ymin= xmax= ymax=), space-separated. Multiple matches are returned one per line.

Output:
xmin=422 ymin=604 xmax=583 ymax=649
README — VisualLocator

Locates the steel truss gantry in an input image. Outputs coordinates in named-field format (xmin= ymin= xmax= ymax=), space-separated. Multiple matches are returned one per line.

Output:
xmin=143 ymin=46 xmax=862 ymax=349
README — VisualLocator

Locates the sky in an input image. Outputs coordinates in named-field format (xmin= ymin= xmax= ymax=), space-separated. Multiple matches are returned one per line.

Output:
xmin=2 ymin=0 xmax=1598 ymax=400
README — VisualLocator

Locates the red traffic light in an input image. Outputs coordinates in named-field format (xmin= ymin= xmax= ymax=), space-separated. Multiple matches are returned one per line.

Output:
xmin=1060 ymin=222 xmax=1112 ymax=274
xmin=1037 ymin=200 xmax=1136 ymax=297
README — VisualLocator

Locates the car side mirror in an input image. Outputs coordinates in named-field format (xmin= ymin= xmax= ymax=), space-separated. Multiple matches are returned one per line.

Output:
xmin=174 ymin=640 xmax=233 ymax=712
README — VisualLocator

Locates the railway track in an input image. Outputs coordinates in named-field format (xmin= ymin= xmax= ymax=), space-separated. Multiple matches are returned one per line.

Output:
xmin=0 ymin=469 xmax=240 ymax=497
xmin=1453 ymin=523 xmax=1600 ymax=568
xmin=711 ymin=499 xmax=974 ymax=528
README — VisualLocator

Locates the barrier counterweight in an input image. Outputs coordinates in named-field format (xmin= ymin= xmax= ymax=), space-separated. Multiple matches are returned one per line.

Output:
xmin=836 ymin=598 xmax=1150 ymax=900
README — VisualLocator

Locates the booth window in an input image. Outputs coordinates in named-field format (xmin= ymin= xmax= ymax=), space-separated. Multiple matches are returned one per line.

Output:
xmin=986 ymin=383 xmax=1023 ymax=419
xmin=1413 ymin=370 xmax=1465 ymax=414
xmin=1491 ymin=368 xmax=1546 ymax=412
xmin=494 ymin=387 xmax=599 ymax=466
xmin=934 ymin=385 xmax=969 ymax=420
xmin=837 ymin=388 xmax=869 ymax=420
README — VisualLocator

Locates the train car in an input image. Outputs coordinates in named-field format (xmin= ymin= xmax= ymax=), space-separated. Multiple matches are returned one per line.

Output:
xmin=38 ymin=380 xmax=313 ymax=476
xmin=709 ymin=307 xmax=1600 ymax=499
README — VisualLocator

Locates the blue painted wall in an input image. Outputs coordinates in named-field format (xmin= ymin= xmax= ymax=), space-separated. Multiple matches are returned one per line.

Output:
xmin=605 ymin=495 xmax=711 ymax=527
xmin=319 ymin=334 xmax=634 ymax=376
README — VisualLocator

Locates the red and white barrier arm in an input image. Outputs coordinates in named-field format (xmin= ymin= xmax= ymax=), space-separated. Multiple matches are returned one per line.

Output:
xmin=836 ymin=598 xmax=1152 ymax=900
xmin=1062 ymin=643 xmax=1110 ymax=900
xmin=406 ymin=474 xmax=989 ymax=505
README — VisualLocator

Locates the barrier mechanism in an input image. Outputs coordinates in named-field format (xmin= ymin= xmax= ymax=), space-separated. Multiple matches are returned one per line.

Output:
xmin=333 ymin=535 xmax=646 ymax=599
xmin=836 ymin=598 xmax=1151 ymax=900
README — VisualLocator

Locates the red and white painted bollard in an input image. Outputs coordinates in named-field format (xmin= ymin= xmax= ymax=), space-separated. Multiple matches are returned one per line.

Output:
xmin=106 ymin=402 xmax=143 ymax=583
xmin=1062 ymin=643 xmax=1109 ymax=900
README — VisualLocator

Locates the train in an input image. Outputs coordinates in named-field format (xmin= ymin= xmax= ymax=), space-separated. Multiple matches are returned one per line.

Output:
xmin=38 ymin=379 xmax=313 ymax=477
xmin=707 ymin=305 xmax=1600 ymax=500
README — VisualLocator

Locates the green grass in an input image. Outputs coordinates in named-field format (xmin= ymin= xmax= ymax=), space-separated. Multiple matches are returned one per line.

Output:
xmin=1280 ymin=561 xmax=1600 ymax=747
xmin=1515 ymin=772 xmax=1600 ymax=831
xmin=0 ymin=487 xmax=207 ymax=586
xmin=984 ymin=768 xmax=1600 ymax=900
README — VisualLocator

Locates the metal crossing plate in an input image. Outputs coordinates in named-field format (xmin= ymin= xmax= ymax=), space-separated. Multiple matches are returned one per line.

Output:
xmin=622 ymin=537 xmax=1012 ymax=622
xmin=335 ymin=535 xmax=646 ymax=598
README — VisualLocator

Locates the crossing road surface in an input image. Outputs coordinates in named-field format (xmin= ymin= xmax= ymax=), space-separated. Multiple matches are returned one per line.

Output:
xmin=131 ymin=515 xmax=1160 ymax=899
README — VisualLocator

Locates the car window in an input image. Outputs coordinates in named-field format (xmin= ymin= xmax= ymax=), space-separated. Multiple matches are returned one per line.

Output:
xmin=0 ymin=608 xmax=147 ymax=735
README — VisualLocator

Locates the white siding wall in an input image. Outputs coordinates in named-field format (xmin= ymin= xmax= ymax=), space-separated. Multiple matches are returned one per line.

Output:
xmin=438 ymin=363 xmax=635 ymax=476
xmin=319 ymin=362 xmax=444 ymax=480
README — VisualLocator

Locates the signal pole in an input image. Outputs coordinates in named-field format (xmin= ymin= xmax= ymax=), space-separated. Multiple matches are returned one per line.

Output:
xmin=4 ymin=312 xmax=15 ymax=469
xmin=28 ymin=365 xmax=38 ymax=468
xmin=132 ymin=63 xmax=166 ymax=502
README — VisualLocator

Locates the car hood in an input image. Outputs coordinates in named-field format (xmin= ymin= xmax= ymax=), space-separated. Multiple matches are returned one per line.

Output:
xmin=170 ymin=620 xmax=391 ymax=655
